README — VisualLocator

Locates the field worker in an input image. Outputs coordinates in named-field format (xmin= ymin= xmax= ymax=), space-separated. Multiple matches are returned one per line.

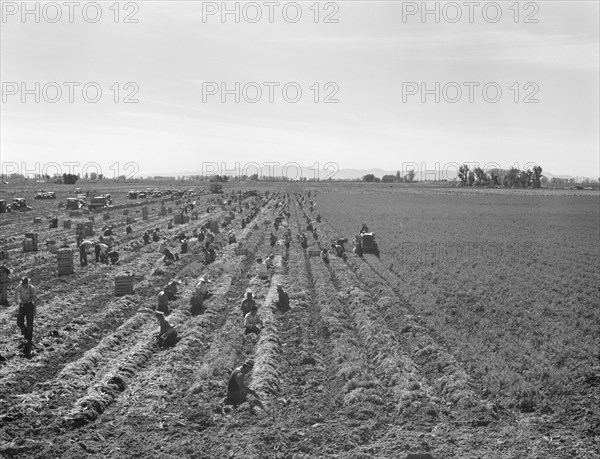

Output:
xmin=275 ymin=285 xmax=290 ymax=312
xmin=228 ymin=230 xmax=236 ymax=244
xmin=196 ymin=277 xmax=211 ymax=299
xmin=240 ymin=291 xmax=256 ymax=317
xmin=157 ymin=289 xmax=170 ymax=315
xmin=142 ymin=231 xmax=151 ymax=244
xmin=155 ymin=311 xmax=178 ymax=348
xmin=312 ymin=229 xmax=319 ymax=240
xmin=256 ymin=258 xmax=269 ymax=280
xmin=168 ymin=220 xmax=173 ymax=230
xmin=241 ymin=218 xmax=247 ymax=229
xmin=316 ymin=214 xmax=322 ymax=223
xmin=321 ymin=248 xmax=330 ymax=264
xmin=244 ymin=305 xmax=263 ymax=335
xmin=15 ymin=277 xmax=37 ymax=346
xmin=226 ymin=359 xmax=258 ymax=406
xmin=49 ymin=217 xmax=58 ymax=229
xmin=108 ymin=250 xmax=119 ymax=265
xmin=165 ymin=280 xmax=179 ymax=301
xmin=126 ymin=225 xmax=133 ymax=235
xmin=103 ymin=226 xmax=114 ymax=237
xmin=180 ymin=238 xmax=188 ymax=254
xmin=190 ymin=289 xmax=205 ymax=316
xmin=162 ymin=247 xmax=179 ymax=263
xmin=97 ymin=242 xmax=110 ymax=263
xmin=79 ymin=242 xmax=89 ymax=267
xmin=265 ymin=254 xmax=275 ymax=270
xmin=152 ymin=229 xmax=161 ymax=242
xmin=269 ymin=233 xmax=277 ymax=248
xmin=284 ymin=233 xmax=291 ymax=250
xmin=306 ymin=222 xmax=313 ymax=232
xmin=300 ymin=233 xmax=308 ymax=249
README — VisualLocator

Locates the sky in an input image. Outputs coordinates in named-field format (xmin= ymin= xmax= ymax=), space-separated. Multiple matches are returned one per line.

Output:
xmin=1 ymin=1 xmax=598 ymax=179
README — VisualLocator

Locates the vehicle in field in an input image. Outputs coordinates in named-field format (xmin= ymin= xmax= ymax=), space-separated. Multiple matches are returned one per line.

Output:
xmin=137 ymin=192 xmax=147 ymax=199
xmin=34 ymin=191 xmax=56 ymax=200
xmin=128 ymin=190 xmax=138 ymax=199
xmin=11 ymin=198 xmax=33 ymax=212
xmin=74 ymin=188 xmax=81 ymax=194
xmin=209 ymin=183 xmax=223 ymax=194
xmin=355 ymin=232 xmax=380 ymax=257
xmin=76 ymin=194 xmax=87 ymax=204
xmin=0 ymin=199 xmax=10 ymax=213
xmin=66 ymin=197 xmax=83 ymax=210
xmin=88 ymin=195 xmax=112 ymax=211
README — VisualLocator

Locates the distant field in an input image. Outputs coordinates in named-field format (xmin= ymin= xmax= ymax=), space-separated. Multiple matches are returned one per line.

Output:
xmin=316 ymin=185 xmax=600 ymax=426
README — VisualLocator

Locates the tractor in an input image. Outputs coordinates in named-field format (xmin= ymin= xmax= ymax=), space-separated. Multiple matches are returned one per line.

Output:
xmin=355 ymin=232 xmax=380 ymax=257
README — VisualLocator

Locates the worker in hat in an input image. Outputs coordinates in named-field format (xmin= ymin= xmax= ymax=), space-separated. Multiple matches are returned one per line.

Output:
xmin=275 ymin=284 xmax=290 ymax=312
xmin=196 ymin=277 xmax=211 ymax=299
xmin=157 ymin=289 xmax=170 ymax=315
xmin=226 ymin=359 xmax=258 ymax=406
xmin=15 ymin=277 xmax=37 ymax=353
xmin=155 ymin=311 xmax=178 ymax=348
xmin=164 ymin=280 xmax=179 ymax=301
xmin=240 ymin=291 xmax=256 ymax=317
xmin=257 ymin=258 xmax=269 ymax=280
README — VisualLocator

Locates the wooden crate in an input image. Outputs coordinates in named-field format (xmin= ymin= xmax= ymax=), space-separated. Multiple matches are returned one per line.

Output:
xmin=114 ymin=274 xmax=134 ymax=296
xmin=33 ymin=216 xmax=42 ymax=224
xmin=23 ymin=233 xmax=38 ymax=252
xmin=57 ymin=248 xmax=74 ymax=275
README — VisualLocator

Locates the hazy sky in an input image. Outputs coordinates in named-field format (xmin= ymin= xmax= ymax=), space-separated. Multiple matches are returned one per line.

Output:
xmin=1 ymin=1 xmax=598 ymax=178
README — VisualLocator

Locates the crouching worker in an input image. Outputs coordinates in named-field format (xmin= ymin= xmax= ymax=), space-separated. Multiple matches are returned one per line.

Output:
xmin=275 ymin=284 xmax=290 ymax=312
xmin=108 ymin=250 xmax=119 ymax=265
xmin=162 ymin=247 xmax=179 ymax=263
xmin=244 ymin=305 xmax=263 ymax=335
xmin=225 ymin=359 xmax=259 ymax=406
xmin=155 ymin=311 xmax=178 ymax=348
xmin=189 ymin=290 xmax=205 ymax=316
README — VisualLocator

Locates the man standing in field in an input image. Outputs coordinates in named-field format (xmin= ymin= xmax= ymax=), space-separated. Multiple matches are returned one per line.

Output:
xmin=15 ymin=277 xmax=37 ymax=352
xmin=241 ymin=291 xmax=256 ymax=317
xmin=157 ymin=289 xmax=170 ymax=315
xmin=226 ymin=359 xmax=259 ymax=406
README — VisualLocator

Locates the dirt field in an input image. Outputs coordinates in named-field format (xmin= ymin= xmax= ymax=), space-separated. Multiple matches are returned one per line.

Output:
xmin=0 ymin=182 xmax=598 ymax=458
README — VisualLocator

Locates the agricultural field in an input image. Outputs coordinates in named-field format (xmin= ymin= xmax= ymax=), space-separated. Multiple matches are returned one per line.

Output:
xmin=0 ymin=181 xmax=598 ymax=458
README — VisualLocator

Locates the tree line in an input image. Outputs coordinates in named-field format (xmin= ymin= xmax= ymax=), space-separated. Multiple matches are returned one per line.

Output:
xmin=362 ymin=165 xmax=546 ymax=188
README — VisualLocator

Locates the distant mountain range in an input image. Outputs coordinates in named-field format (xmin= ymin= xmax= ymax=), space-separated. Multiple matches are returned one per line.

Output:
xmin=141 ymin=166 xmax=597 ymax=182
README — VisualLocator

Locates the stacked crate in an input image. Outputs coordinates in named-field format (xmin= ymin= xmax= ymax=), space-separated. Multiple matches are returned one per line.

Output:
xmin=23 ymin=233 xmax=38 ymax=252
xmin=57 ymin=247 xmax=74 ymax=275
xmin=114 ymin=273 xmax=134 ymax=296
xmin=75 ymin=222 xmax=94 ymax=237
